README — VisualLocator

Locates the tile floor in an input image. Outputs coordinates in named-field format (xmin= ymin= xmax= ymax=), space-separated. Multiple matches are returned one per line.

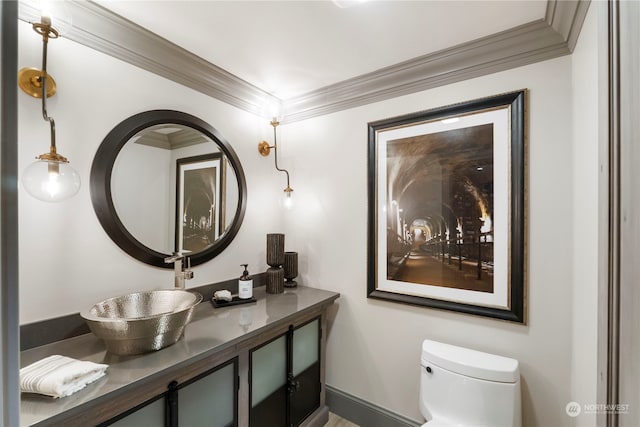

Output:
xmin=325 ymin=412 xmax=360 ymax=427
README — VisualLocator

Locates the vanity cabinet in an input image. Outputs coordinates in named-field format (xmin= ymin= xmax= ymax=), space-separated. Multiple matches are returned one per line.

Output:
xmin=102 ymin=359 xmax=238 ymax=427
xmin=20 ymin=287 xmax=339 ymax=427
xmin=102 ymin=319 xmax=322 ymax=427
xmin=249 ymin=318 xmax=320 ymax=427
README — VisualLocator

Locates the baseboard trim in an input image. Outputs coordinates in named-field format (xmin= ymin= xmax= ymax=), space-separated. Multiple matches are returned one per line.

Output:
xmin=326 ymin=385 xmax=421 ymax=427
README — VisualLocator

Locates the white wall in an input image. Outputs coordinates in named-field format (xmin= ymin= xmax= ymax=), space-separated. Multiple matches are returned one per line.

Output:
xmin=282 ymin=52 xmax=592 ymax=425
xmin=570 ymin=3 xmax=600 ymax=426
xmin=17 ymin=9 xmax=602 ymax=427
xmin=112 ymin=141 xmax=172 ymax=253
xmin=17 ymin=20 xmax=285 ymax=323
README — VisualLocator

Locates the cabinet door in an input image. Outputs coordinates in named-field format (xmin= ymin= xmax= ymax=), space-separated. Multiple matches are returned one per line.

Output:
xmin=99 ymin=359 xmax=237 ymax=427
xmin=249 ymin=318 xmax=321 ymax=427
xmin=290 ymin=318 xmax=320 ymax=427
xmin=103 ymin=395 xmax=166 ymax=427
xmin=177 ymin=359 xmax=238 ymax=427
xmin=249 ymin=334 xmax=287 ymax=427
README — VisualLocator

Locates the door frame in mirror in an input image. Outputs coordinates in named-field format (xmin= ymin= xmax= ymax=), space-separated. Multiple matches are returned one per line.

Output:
xmin=90 ymin=110 xmax=247 ymax=268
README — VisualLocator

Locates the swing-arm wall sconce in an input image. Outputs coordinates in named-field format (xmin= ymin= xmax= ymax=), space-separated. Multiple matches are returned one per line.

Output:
xmin=19 ymin=7 xmax=80 ymax=202
xmin=258 ymin=118 xmax=294 ymax=208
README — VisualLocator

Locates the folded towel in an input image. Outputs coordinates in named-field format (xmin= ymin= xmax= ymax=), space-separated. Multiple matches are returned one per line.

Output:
xmin=20 ymin=355 xmax=108 ymax=398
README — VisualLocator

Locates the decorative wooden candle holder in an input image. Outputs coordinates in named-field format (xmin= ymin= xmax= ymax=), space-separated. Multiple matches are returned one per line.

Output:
xmin=284 ymin=251 xmax=298 ymax=288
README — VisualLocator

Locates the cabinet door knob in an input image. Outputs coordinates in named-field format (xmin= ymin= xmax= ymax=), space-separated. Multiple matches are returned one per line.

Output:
xmin=287 ymin=374 xmax=300 ymax=393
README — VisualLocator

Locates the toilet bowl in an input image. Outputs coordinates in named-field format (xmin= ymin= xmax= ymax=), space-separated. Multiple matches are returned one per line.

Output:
xmin=419 ymin=339 xmax=521 ymax=427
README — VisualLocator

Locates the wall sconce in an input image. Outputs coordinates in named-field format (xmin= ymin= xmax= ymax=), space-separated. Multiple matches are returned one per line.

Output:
xmin=258 ymin=118 xmax=294 ymax=209
xmin=19 ymin=6 xmax=80 ymax=202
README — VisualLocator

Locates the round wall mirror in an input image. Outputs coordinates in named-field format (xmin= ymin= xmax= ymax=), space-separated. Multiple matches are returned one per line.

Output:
xmin=91 ymin=110 xmax=247 ymax=268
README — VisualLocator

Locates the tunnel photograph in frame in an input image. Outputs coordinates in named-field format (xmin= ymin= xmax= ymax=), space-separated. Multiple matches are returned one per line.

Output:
xmin=367 ymin=90 xmax=526 ymax=323
xmin=176 ymin=153 xmax=224 ymax=254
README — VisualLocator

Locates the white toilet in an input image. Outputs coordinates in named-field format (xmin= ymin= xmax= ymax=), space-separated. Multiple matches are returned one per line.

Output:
xmin=419 ymin=339 xmax=522 ymax=427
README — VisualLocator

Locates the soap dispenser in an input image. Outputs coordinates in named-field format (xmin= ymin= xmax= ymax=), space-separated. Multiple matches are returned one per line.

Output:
xmin=239 ymin=264 xmax=253 ymax=299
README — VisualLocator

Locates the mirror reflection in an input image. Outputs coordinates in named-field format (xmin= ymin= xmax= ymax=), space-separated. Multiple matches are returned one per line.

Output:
xmin=111 ymin=124 xmax=239 ymax=255
xmin=91 ymin=110 xmax=247 ymax=268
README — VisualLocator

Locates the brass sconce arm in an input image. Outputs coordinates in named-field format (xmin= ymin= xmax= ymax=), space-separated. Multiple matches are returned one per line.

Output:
xmin=19 ymin=18 xmax=67 ymax=163
xmin=259 ymin=118 xmax=293 ymax=193
xmin=37 ymin=20 xmax=65 ymax=163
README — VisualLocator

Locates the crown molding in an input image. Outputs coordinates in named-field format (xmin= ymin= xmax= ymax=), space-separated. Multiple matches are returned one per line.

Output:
xmin=284 ymin=0 xmax=591 ymax=123
xmin=18 ymin=0 xmax=590 ymax=123
xmin=18 ymin=0 xmax=280 ymax=118
xmin=546 ymin=0 xmax=592 ymax=51
xmin=283 ymin=19 xmax=568 ymax=122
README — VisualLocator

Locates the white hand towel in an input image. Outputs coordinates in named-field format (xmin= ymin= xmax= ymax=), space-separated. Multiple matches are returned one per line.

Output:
xmin=20 ymin=355 xmax=108 ymax=398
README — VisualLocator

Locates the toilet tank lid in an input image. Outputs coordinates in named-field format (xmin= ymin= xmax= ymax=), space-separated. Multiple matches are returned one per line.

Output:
xmin=421 ymin=340 xmax=519 ymax=383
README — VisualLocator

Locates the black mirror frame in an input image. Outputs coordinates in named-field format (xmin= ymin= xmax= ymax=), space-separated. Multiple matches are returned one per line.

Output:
xmin=90 ymin=110 xmax=247 ymax=268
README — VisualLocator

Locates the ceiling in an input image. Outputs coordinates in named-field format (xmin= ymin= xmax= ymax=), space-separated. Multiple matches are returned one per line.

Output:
xmin=18 ymin=0 xmax=588 ymax=121
xmin=93 ymin=0 xmax=547 ymax=100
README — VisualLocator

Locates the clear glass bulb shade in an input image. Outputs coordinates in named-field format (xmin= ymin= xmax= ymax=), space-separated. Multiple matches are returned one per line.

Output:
xmin=22 ymin=159 xmax=81 ymax=202
xmin=283 ymin=189 xmax=293 ymax=209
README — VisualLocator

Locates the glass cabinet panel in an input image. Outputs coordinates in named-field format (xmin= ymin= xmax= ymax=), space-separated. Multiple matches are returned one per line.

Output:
xmin=251 ymin=335 xmax=287 ymax=407
xmin=250 ymin=335 xmax=287 ymax=426
xmin=179 ymin=361 xmax=236 ymax=427
xmin=107 ymin=397 xmax=165 ymax=427
xmin=292 ymin=319 xmax=319 ymax=376
xmin=291 ymin=319 xmax=320 ymax=426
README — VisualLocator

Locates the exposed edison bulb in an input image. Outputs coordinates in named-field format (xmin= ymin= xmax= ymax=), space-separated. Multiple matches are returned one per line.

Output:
xmin=40 ymin=0 xmax=52 ymax=24
xmin=283 ymin=187 xmax=294 ymax=209
xmin=23 ymin=159 xmax=81 ymax=202
xmin=44 ymin=167 xmax=60 ymax=198
xmin=33 ymin=0 xmax=73 ymax=34
xmin=270 ymin=107 xmax=283 ymax=123
xmin=262 ymin=99 xmax=283 ymax=124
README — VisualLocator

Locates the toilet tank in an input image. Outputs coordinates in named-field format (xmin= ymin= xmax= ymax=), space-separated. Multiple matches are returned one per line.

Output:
xmin=419 ymin=340 xmax=521 ymax=427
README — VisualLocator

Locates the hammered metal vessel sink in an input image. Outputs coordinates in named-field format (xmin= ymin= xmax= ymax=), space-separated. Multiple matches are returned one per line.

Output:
xmin=81 ymin=289 xmax=203 ymax=355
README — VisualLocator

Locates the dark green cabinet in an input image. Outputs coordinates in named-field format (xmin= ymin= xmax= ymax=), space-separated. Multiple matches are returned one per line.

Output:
xmin=249 ymin=318 xmax=321 ymax=427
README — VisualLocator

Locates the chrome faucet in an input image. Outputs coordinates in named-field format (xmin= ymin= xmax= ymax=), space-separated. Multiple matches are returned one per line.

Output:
xmin=164 ymin=253 xmax=194 ymax=289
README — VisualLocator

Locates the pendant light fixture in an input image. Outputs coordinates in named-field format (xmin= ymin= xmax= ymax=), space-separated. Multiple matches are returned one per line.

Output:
xmin=258 ymin=118 xmax=294 ymax=209
xmin=19 ymin=5 xmax=80 ymax=202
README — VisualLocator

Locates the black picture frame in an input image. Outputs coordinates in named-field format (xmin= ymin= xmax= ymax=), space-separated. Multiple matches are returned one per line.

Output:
xmin=367 ymin=90 xmax=526 ymax=323
xmin=175 ymin=153 xmax=225 ymax=254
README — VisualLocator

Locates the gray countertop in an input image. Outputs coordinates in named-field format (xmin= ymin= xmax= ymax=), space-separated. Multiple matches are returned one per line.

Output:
xmin=20 ymin=286 xmax=340 ymax=426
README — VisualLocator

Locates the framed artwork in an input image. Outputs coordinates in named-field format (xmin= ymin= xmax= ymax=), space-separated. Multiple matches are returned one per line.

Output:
xmin=367 ymin=90 xmax=527 ymax=323
xmin=176 ymin=153 xmax=226 ymax=254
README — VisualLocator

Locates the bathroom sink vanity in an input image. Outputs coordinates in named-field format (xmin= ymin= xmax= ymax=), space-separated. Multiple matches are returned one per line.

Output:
xmin=20 ymin=286 xmax=339 ymax=427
